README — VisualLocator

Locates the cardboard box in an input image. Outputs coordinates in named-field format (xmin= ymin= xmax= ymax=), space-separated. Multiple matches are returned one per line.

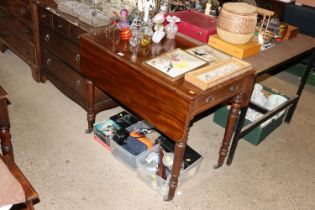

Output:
xmin=136 ymin=143 xmax=202 ymax=197
xmin=208 ymin=35 xmax=261 ymax=59
xmin=283 ymin=25 xmax=299 ymax=40
xmin=168 ymin=10 xmax=217 ymax=43
xmin=295 ymin=0 xmax=315 ymax=8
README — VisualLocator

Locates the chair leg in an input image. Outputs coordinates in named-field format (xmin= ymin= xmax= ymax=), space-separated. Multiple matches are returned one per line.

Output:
xmin=25 ymin=201 xmax=35 ymax=210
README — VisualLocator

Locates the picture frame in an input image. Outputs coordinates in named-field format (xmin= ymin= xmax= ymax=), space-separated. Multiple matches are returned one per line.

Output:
xmin=186 ymin=45 xmax=231 ymax=64
xmin=184 ymin=58 xmax=252 ymax=90
xmin=145 ymin=48 xmax=208 ymax=80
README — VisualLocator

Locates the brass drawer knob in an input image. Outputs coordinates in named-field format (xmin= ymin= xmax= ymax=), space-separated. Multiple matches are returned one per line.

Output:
xmin=57 ymin=24 xmax=63 ymax=29
xmin=205 ymin=95 xmax=214 ymax=103
xmin=229 ymin=85 xmax=239 ymax=93
xmin=75 ymin=54 xmax=80 ymax=62
xmin=41 ymin=14 xmax=47 ymax=18
xmin=44 ymin=34 xmax=50 ymax=42
xmin=46 ymin=58 xmax=52 ymax=65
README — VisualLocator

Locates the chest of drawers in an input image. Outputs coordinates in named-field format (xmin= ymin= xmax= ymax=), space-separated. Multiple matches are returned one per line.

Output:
xmin=0 ymin=0 xmax=40 ymax=82
xmin=37 ymin=4 xmax=117 ymax=131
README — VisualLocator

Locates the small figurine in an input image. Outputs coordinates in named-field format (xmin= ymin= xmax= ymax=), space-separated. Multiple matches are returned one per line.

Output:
xmin=118 ymin=9 xmax=129 ymax=30
xmin=140 ymin=18 xmax=154 ymax=46
xmin=165 ymin=15 xmax=181 ymax=39
xmin=118 ymin=9 xmax=132 ymax=41
xmin=152 ymin=12 xmax=165 ymax=43
xmin=129 ymin=15 xmax=143 ymax=46
xmin=142 ymin=0 xmax=156 ymax=22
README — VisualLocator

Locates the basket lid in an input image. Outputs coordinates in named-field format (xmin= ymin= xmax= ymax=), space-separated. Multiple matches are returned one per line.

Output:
xmin=223 ymin=2 xmax=257 ymax=15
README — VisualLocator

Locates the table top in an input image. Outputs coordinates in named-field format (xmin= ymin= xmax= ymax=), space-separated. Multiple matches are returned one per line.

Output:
xmin=244 ymin=34 xmax=315 ymax=75
xmin=80 ymin=29 xmax=254 ymax=141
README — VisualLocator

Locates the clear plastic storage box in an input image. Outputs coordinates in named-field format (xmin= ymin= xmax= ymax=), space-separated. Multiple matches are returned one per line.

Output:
xmin=110 ymin=120 xmax=156 ymax=169
xmin=136 ymin=144 xmax=203 ymax=197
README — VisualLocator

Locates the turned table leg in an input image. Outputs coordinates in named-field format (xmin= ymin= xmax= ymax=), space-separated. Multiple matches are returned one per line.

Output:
xmin=0 ymin=127 xmax=13 ymax=161
xmin=166 ymin=140 xmax=187 ymax=201
xmin=86 ymin=79 xmax=95 ymax=133
xmin=214 ymin=94 xmax=242 ymax=169
xmin=0 ymin=96 xmax=14 ymax=160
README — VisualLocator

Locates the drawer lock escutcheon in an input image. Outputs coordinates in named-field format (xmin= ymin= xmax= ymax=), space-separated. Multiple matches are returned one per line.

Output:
xmin=46 ymin=58 xmax=52 ymax=65
xmin=205 ymin=95 xmax=214 ymax=103
xmin=76 ymin=80 xmax=81 ymax=87
xmin=229 ymin=85 xmax=239 ymax=93
xmin=44 ymin=34 xmax=50 ymax=42
xmin=22 ymin=27 xmax=30 ymax=33
xmin=76 ymin=54 xmax=80 ymax=62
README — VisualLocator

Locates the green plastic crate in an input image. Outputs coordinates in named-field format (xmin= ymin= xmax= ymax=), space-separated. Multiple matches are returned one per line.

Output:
xmin=213 ymin=106 xmax=286 ymax=145
xmin=213 ymin=85 xmax=289 ymax=145
xmin=286 ymin=63 xmax=315 ymax=87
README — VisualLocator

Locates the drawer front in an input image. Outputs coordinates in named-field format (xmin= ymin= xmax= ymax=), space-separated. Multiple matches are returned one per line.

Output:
xmin=71 ymin=25 xmax=86 ymax=45
xmin=53 ymin=15 xmax=71 ymax=37
xmin=13 ymin=19 xmax=34 ymax=43
xmin=0 ymin=23 xmax=11 ymax=43
xmin=0 ymin=7 xmax=13 ymax=26
xmin=16 ymin=3 xmax=32 ymax=24
xmin=194 ymin=80 xmax=244 ymax=113
xmin=41 ymin=48 xmax=87 ymax=99
xmin=19 ymin=0 xmax=30 ymax=5
xmin=40 ymin=24 xmax=80 ymax=71
xmin=2 ymin=1 xmax=19 ymax=14
xmin=9 ymin=31 xmax=35 ymax=63
xmin=38 ymin=6 xmax=52 ymax=27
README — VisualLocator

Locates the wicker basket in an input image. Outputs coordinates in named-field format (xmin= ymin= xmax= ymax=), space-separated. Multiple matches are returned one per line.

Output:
xmin=217 ymin=2 xmax=257 ymax=44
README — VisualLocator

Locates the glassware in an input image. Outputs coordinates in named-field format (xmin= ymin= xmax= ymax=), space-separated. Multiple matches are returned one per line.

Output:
xmin=165 ymin=16 xmax=180 ymax=39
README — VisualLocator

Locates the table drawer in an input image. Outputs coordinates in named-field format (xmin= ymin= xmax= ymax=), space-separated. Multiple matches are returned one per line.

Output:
xmin=38 ymin=6 xmax=52 ymax=27
xmin=53 ymin=15 xmax=71 ymax=37
xmin=194 ymin=80 xmax=243 ymax=113
xmin=40 ymin=24 xmax=80 ymax=71
xmin=41 ymin=48 xmax=87 ymax=99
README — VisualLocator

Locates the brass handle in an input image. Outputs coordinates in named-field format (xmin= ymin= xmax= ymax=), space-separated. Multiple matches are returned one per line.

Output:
xmin=75 ymin=80 xmax=81 ymax=87
xmin=75 ymin=54 xmax=80 ymax=62
xmin=229 ymin=85 xmax=239 ymax=93
xmin=57 ymin=24 xmax=63 ymax=28
xmin=41 ymin=14 xmax=47 ymax=18
xmin=205 ymin=95 xmax=214 ymax=103
xmin=46 ymin=58 xmax=52 ymax=65
xmin=44 ymin=34 xmax=50 ymax=41
xmin=76 ymin=35 xmax=80 ymax=40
